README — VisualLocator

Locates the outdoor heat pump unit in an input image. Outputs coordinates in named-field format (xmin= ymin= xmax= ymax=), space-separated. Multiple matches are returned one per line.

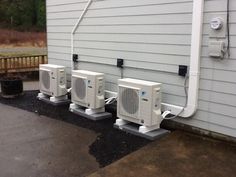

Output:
xmin=69 ymin=70 xmax=110 ymax=119
xmin=71 ymin=70 xmax=105 ymax=109
xmin=115 ymin=78 xmax=163 ymax=133
xmin=38 ymin=64 xmax=68 ymax=103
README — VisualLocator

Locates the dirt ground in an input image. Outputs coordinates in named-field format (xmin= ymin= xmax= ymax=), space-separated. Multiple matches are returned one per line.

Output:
xmin=0 ymin=29 xmax=47 ymax=57
xmin=0 ymin=29 xmax=46 ymax=48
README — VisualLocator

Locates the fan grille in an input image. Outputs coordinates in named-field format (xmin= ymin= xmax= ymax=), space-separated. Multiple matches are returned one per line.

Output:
xmin=41 ymin=71 xmax=50 ymax=90
xmin=74 ymin=78 xmax=86 ymax=100
xmin=120 ymin=87 xmax=139 ymax=116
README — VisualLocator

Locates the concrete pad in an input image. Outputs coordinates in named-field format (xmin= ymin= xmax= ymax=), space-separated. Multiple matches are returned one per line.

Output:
xmin=88 ymin=131 xmax=236 ymax=177
xmin=114 ymin=123 xmax=170 ymax=141
xmin=0 ymin=103 xmax=99 ymax=177
xmin=69 ymin=106 xmax=112 ymax=121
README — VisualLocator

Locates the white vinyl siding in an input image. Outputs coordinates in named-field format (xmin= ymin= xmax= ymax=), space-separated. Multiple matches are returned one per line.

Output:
xmin=46 ymin=0 xmax=236 ymax=138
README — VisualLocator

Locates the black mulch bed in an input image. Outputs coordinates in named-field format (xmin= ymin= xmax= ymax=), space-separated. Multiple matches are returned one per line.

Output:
xmin=0 ymin=91 xmax=150 ymax=167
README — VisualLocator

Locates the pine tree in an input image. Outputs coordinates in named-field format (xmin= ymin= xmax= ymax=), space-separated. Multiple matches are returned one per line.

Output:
xmin=0 ymin=0 xmax=46 ymax=31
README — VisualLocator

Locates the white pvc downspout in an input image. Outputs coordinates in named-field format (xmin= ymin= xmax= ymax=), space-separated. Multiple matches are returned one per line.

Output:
xmin=161 ymin=0 xmax=204 ymax=118
xmin=71 ymin=0 xmax=93 ymax=70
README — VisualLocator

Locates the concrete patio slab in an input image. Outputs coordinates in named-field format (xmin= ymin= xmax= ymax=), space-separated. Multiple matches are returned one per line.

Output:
xmin=0 ymin=103 xmax=99 ymax=177
xmin=88 ymin=131 xmax=236 ymax=177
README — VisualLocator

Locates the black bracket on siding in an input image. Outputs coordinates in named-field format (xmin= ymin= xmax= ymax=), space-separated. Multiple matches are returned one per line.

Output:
xmin=117 ymin=58 xmax=124 ymax=68
xmin=73 ymin=54 xmax=79 ymax=62
xmin=178 ymin=65 xmax=188 ymax=77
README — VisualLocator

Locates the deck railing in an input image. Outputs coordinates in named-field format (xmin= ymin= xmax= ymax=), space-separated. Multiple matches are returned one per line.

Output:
xmin=0 ymin=55 xmax=47 ymax=74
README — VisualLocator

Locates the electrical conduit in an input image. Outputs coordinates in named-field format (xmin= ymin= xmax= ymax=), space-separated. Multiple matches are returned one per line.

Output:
xmin=71 ymin=0 xmax=94 ymax=70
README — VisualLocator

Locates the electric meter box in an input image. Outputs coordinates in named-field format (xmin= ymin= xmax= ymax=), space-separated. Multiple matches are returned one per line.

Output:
xmin=208 ymin=41 xmax=225 ymax=59
xmin=210 ymin=17 xmax=223 ymax=30
xmin=209 ymin=14 xmax=227 ymax=38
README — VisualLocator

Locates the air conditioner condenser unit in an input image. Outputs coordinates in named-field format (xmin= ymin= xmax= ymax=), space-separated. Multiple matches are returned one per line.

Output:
xmin=116 ymin=78 xmax=163 ymax=134
xmin=69 ymin=70 xmax=112 ymax=120
xmin=38 ymin=64 xmax=68 ymax=104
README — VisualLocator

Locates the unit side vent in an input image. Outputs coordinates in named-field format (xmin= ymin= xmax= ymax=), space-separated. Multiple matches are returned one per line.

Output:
xmin=41 ymin=70 xmax=50 ymax=90
xmin=119 ymin=86 xmax=139 ymax=118
xmin=74 ymin=78 xmax=86 ymax=100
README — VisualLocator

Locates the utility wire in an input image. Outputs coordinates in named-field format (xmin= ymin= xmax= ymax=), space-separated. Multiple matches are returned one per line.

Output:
xmin=162 ymin=72 xmax=189 ymax=120
xmin=227 ymin=0 xmax=231 ymax=57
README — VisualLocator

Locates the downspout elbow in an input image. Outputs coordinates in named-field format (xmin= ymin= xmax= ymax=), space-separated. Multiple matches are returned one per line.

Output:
xmin=182 ymin=104 xmax=198 ymax=118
